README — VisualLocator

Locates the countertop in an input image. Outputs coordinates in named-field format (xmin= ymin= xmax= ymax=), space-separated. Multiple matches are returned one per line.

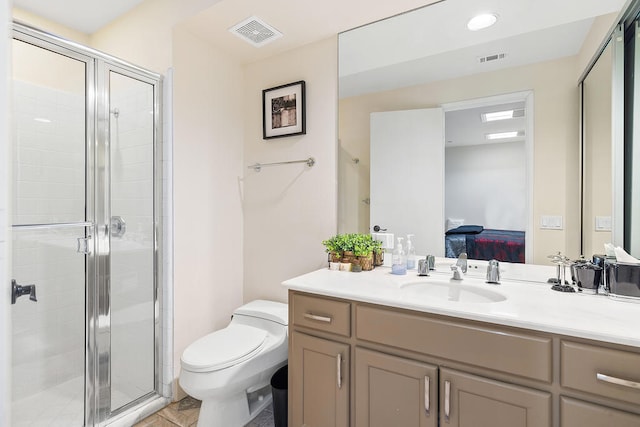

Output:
xmin=283 ymin=259 xmax=640 ymax=348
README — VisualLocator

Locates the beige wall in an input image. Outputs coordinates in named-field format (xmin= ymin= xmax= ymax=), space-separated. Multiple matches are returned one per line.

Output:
xmin=242 ymin=36 xmax=338 ymax=303
xmin=171 ymin=26 xmax=245 ymax=379
xmin=577 ymin=12 xmax=619 ymax=80
xmin=340 ymin=55 xmax=581 ymax=264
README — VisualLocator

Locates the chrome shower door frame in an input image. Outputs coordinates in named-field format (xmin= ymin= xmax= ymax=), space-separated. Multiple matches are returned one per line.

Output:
xmin=11 ymin=22 xmax=164 ymax=427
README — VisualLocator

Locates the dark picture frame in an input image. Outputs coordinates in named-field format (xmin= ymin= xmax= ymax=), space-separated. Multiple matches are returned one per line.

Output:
xmin=263 ymin=80 xmax=306 ymax=139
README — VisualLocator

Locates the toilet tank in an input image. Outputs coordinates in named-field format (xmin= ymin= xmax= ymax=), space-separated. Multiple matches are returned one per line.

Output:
xmin=233 ymin=300 xmax=288 ymax=326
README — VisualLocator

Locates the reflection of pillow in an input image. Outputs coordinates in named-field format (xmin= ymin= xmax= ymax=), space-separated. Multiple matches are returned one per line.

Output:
xmin=445 ymin=225 xmax=484 ymax=235
xmin=446 ymin=218 xmax=465 ymax=230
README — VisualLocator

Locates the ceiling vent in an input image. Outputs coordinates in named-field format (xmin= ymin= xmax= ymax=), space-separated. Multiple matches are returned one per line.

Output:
xmin=478 ymin=53 xmax=506 ymax=64
xmin=512 ymin=108 xmax=525 ymax=118
xmin=229 ymin=16 xmax=283 ymax=47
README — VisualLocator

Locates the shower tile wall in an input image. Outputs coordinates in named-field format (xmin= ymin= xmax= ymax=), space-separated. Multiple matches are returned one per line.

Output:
xmin=11 ymin=80 xmax=86 ymax=425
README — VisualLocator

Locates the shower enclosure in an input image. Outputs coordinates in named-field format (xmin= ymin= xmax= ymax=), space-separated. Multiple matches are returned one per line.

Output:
xmin=10 ymin=23 xmax=165 ymax=426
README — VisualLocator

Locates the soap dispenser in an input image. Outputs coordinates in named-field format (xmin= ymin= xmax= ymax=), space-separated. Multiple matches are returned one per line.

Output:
xmin=406 ymin=234 xmax=416 ymax=270
xmin=392 ymin=237 xmax=407 ymax=275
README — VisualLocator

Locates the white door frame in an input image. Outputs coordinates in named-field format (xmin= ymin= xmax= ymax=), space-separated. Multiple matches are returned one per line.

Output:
xmin=441 ymin=90 xmax=534 ymax=263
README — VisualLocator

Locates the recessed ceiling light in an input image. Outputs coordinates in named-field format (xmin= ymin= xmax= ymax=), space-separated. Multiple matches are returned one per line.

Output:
xmin=482 ymin=110 xmax=514 ymax=122
xmin=486 ymin=131 xmax=524 ymax=140
xmin=467 ymin=13 xmax=498 ymax=31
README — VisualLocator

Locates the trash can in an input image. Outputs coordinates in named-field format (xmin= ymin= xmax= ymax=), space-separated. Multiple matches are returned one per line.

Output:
xmin=270 ymin=364 xmax=288 ymax=427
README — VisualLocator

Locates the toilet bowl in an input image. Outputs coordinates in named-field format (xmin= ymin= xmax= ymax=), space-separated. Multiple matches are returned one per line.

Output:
xmin=179 ymin=300 xmax=288 ymax=427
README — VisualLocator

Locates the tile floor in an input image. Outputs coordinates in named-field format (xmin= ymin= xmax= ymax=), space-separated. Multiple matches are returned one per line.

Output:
xmin=133 ymin=396 xmax=275 ymax=427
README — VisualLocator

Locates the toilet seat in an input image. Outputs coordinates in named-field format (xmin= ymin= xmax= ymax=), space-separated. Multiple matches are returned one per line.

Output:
xmin=181 ymin=324 xmax=267 ymax=373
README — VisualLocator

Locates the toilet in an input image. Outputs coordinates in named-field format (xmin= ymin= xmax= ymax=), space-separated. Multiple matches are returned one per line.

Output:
xmin=179 ymin=300 xmax=288 ymax=427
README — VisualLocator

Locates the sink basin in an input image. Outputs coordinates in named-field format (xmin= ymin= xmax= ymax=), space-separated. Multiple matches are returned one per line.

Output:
xmin=399 ymin=279 xmax=507 ymax=303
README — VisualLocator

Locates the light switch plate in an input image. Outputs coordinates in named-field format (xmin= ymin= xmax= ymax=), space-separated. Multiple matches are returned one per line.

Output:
xmin=595 ymin=216 xmax=612 ymax=231
xmin=540 ymin=215 xmax=563 ymax=230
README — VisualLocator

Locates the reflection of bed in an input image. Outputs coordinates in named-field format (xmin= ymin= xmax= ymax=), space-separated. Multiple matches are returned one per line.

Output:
xmin=445 ymin=226 xmax=525 ymax=263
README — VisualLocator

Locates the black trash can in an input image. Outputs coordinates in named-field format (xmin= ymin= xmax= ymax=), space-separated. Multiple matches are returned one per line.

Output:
xmin=270 ymin=364 xmax=288 ymax=427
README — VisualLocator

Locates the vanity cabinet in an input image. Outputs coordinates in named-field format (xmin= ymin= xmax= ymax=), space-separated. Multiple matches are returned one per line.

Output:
xmin=354 ymin=347 xmax=437 ymax=427
xmin=440 ymin=368 xmax=550 ymax=427
xmin=288 ymin=290 xmax=640 ymax=427
xmin=289 ymin=293 xmax=351 ymax=427
xmin=290 ymin=331 xmax=349 ymax=427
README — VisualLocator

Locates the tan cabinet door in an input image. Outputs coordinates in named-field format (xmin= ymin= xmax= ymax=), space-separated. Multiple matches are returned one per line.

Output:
xmin=290 ymin=331 xmax=349 ymax=427
xmin=440 ymin=368 xmax=551 ymax=427
xmin=560 ymin=396 xmax=640 ymax=427
xmin=355 ymin=347 xmax=438 ymax=427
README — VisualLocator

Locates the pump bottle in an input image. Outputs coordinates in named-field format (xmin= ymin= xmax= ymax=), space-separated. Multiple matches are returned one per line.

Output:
xmin=391 ymin=237 xmax=407 ymax=275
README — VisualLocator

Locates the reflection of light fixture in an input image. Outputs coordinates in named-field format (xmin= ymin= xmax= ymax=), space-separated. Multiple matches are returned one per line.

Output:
xmin=467 ymin=13 xmax=498 ymax=31
xmin=482 ymin=110 xmax=513 ymax=122
xmin=34 ymin=118 xmax=51 ymax=123
xmin=486 ymin=131 xmax=524 ymax=140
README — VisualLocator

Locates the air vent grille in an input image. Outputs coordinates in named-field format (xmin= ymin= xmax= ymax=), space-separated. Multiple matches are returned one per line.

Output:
xmin=478 ymin=53 xmax=506 ymax=63
xmin=229 ymin=16 xmax=283 ymax=47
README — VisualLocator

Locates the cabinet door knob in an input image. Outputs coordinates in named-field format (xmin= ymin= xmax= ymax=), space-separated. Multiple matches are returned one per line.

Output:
xmin=444 ymin=380 xmax=451 ymax=423
xmin=597 ymin=373 xmax=640 ymax=389
xmin=424 ymin=375 xmax=430 ymax=415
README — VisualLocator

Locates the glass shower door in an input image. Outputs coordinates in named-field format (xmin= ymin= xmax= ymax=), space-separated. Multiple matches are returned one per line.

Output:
xmin=11 ymin=38 xmax=91 ymax=426
xmin=106 ymin=69 xmax=157 ymax=412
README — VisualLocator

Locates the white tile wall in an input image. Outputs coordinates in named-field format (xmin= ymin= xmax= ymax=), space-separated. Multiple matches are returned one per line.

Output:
xmin=12 ymin=81 xmax=85 ymax=225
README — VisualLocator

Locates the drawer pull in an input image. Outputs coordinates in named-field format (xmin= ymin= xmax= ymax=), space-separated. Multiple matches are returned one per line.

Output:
xmin=337 ymin=353 xmax=342 ymax=389
xmin=304 ymin=312 xmax=332 ymax=323
xmin=444 ymin=380 xmax=451 ymax=423
xmin=424 ymin=375 xmax=430 ymax=415
xmin=596 ymin=373 xmax=640 ymax=390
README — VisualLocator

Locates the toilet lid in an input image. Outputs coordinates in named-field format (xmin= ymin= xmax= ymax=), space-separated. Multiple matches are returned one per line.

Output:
xmin=181 ymin=324 xmax=268 ymax=373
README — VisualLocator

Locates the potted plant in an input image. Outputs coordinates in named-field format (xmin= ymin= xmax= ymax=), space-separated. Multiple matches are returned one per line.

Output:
xmin=353 ymin=234 xmax=379 ymax=271
xmin=322 ymin=235 xmax=343 ymax=264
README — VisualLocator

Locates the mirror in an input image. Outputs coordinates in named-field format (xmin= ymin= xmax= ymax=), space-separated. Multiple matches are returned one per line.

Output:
xmin=338 ymin=0 xmax=625 ymax=264
xmin=581 ymin=38 xmax=615 ymax=258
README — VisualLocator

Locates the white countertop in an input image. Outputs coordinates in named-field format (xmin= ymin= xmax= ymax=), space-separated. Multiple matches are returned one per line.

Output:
xmin=283 ymin=259 xmax=640 ymax=348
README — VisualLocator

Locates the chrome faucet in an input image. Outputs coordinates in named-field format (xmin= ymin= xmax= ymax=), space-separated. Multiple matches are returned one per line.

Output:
xmin=486 ymin=259 xmax=500 ymax=284
xmin=451 ymin=253 xmax=467 ymax=280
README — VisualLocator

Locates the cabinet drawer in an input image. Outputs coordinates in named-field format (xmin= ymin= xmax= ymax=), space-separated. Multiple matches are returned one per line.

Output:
xmin=292 ymin=293 xmax=351 ymax=337
xmin=561 ymin=341 xmax=640 ymax=405
xmin=356 ymin=304 xmax=552 ymax=382
xmin=560 ymin=396 xmax=640 ymax=427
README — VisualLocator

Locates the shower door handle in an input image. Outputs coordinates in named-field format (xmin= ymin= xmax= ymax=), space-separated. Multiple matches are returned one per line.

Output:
xmin=11 ymin=279 xmax=37 ymax=304
xmin=111 ymin=216 xmax=126 ymax=238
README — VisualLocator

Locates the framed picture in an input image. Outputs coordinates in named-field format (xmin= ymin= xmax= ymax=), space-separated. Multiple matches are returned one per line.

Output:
xmin=263 ymin=80 xmax=306 ymax=139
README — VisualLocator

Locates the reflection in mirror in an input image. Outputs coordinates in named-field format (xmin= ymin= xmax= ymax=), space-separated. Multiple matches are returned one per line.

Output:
xmin=338 ymin=0 xmax=625 ymax=264
xmin=581 ymin=39 xmax=613 ymax=258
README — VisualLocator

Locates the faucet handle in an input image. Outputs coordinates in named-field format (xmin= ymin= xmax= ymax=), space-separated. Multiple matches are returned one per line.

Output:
xmin=486 ymin=259 xmax=500 ymax=284
xmin=451 ymin=264 xmax=464 ymax=280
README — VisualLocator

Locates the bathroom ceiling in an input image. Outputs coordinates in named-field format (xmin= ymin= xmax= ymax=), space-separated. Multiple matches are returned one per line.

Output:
xmin=10 ymin=0 xmax=626 ymax=68
xmin=12 ymin=0 xmax=145 ymax=34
